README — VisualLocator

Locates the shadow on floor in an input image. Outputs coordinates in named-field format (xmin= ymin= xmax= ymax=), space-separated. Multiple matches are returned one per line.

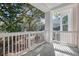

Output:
xmin=53 ymin=42 xmax=79 ymax=56
xmin=23 ymin=42 xmax=55 ymax=56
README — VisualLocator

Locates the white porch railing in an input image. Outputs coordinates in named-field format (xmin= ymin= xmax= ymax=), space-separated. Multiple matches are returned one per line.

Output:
xmin=53 ymin=31 xmax=79 ymax=48
xmin=0 ymin=31 xmax=45 ymax=56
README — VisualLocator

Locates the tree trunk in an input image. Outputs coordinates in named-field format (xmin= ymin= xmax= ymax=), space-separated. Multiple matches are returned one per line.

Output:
xmin=28 ymin=23 xmax=31 ymax=31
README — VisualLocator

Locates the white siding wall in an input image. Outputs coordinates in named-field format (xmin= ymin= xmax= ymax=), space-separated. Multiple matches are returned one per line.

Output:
xmin=52 ymin=4 xmax=79 ymax=48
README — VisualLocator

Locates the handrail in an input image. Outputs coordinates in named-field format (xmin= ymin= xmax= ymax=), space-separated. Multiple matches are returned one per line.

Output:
xmin=0 ymin=31 xmax=45 ymax=37
xmin=53 ymin=31 xmax=79 ymax=33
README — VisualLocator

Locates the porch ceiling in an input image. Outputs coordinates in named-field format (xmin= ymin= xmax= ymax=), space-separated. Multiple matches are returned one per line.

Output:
xmin=30 ymin=3 xmax=63 ymax=12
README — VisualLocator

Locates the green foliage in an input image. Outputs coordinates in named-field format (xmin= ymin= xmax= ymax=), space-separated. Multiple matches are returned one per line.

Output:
xmin=62 ymin=15 xmax=68 ymax=24
xmin=0 ymin=3 xmax=45 ymax=32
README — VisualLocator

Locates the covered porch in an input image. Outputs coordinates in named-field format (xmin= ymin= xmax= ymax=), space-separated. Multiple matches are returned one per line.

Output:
xmin=0 ymin=3 xmax=79 ymax=56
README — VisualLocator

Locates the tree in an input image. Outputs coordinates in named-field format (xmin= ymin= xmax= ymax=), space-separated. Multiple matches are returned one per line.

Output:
xmin=21 ymin=4 xmax=45 ymax=31
xmin=0 ymin=3 xmax=45 ymax=32
xmin=0 ymin=3 xmax=25 ymax=32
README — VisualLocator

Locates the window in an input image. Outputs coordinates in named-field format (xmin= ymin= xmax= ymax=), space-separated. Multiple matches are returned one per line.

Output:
xmin=53 ymin=13 xmax=60 ymax=31
xmin=62 ymin=15 xmax=68 ymax=31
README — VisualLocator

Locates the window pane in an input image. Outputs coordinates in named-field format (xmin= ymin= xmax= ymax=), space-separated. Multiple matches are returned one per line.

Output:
xmin=63 ymin=25 xmax=68 ymax=31
xmin=62 ymin=15 xmax=68 ymax=25
xmin=53 ymin=14 xmax=60 ymax=31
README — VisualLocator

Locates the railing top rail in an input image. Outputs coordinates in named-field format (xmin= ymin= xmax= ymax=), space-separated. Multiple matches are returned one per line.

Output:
xmin=0 ymin=31 xmax=45 ymax=37
xmin=53 ymin=31 xmax=79 ymax=33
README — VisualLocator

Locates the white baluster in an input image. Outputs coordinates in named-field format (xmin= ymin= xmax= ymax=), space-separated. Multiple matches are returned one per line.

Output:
xmin=18 ymin=36 xmax=20 ymax=52
xmin=28 ymin=34 xmax=31 ymax=49
xmin=21 ymin=35 xmax=22 ymax=51
xmin=25 ymin=34 xmax=28 ymax=49
xmin=15 ymin=36 xmax=17 ymax=54
xmin=12 ymin=36 xmax=13 ymax=53
xmin=22 ymin=35 xmax=24 ymax=51
xmin=8 ymin=36 xmax=10 ymax=55
xmin=22 ymin=35 xmax=24 ymax=50
xmin=3 ymin=37 xmax=5 ymax=56
xmin=24 ymin=35 xmax=26 ymax=50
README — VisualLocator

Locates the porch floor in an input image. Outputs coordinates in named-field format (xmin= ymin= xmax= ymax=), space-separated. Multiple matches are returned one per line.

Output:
xmin=23 ymin=42 xmax=55 ymax=56
xmin=53 ymin=41 xmax=79 ymax=56
xmin=23 ymin=42 xmax=79 ymax=56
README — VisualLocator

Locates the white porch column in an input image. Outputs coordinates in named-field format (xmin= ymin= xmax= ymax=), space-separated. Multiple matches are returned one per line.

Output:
xmin=75 ymin=4 xmax=79 ymax=49
xmin=45 ymin=11 xmax=53 ymax=43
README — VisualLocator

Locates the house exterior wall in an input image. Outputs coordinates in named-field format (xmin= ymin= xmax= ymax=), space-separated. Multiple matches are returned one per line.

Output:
xmin=52 ymin=4 xmax=79 ymax=48
xmin=75 ymin=4 xmax=79 ymax=49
